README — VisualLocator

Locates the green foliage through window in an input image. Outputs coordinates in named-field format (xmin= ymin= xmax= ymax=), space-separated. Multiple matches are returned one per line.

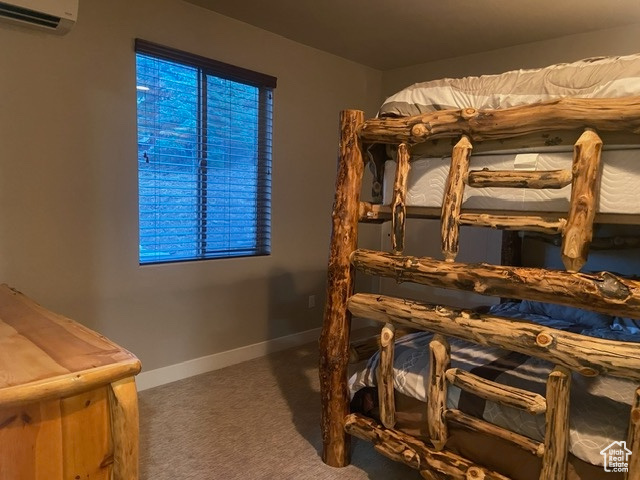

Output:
xmin=135 ymin=40 xmax=276 ymax=264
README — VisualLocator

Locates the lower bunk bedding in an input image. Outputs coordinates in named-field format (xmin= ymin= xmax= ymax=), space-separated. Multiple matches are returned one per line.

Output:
xmin=349 ymin=301 xmax=640 ymax=479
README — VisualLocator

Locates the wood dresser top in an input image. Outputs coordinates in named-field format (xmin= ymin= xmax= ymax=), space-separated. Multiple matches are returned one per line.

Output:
xmin=0 ymin=284 xmax=141 ymax=407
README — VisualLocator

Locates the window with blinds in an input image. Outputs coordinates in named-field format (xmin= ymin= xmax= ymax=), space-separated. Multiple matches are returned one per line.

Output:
xmin=135 ymin=40 xmax=276 ymax=264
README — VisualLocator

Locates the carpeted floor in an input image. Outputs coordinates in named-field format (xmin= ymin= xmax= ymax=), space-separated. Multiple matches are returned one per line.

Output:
xmin=139 ymin=341 xmax=417 ymax=479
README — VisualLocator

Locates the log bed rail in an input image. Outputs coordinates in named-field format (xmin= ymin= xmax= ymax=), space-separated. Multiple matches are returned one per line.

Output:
xmin=319 ymin=98 xmax=640 ymax=480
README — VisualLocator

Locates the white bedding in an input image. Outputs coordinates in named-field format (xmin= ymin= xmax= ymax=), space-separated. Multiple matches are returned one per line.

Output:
xmin=379 ymin=53 xmax=640 ymax=117
xmin=382 ymin=148 xmax=640 ymax=214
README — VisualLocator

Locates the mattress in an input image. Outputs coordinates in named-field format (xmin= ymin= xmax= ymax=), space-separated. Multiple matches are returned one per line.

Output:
xmin=349 ymin=301 xmax=640 ymax=467
xmin=379 ymin=53 xmax=640 ymax=117
xmin=382 ymin=148 xmax=640 ymax=214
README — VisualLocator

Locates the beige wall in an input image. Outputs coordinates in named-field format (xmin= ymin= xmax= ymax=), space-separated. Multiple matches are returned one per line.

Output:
xmin=0 ymin=0 xmax=382 ymax=371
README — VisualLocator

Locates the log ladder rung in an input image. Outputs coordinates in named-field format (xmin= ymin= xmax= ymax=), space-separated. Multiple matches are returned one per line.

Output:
xmin=445 ymin=367 xmax=547 ymax=415
xmin=465 ymin=169 xmax=572 ymax=189
xmin=458 ymin=213 xmax=566 ymax=235
xmin=445 ymin=409 xmax=545 ymax=457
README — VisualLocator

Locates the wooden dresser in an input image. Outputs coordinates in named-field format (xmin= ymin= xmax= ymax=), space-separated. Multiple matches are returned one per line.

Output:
xmin=0 ymin=284 xmax=141 ymax=480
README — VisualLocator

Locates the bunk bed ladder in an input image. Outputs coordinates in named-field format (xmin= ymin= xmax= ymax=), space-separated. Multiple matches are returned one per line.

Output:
xmin=319 ymin=110 xmax=365 ymax=468
xmin=441 ymin=128 xmax=603 ymax=272
xmin=422 ymin=335 xmax=572 ymax=480
xmin=379 ymin=130 xmax=574 ymax=478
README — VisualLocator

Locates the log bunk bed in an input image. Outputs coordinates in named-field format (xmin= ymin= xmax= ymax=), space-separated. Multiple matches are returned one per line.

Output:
xmin=318 ymin=54 xmax=640 ymax=480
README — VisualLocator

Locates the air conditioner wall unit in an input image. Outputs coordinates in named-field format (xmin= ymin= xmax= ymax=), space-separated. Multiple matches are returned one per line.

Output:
xmin=0 ymin=0 xmax=77 ymax=34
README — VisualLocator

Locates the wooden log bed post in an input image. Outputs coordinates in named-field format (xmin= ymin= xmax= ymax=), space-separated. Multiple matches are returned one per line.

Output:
xmin=561 ymin=128 xmax=603 ymax=272
xmin=540 ymin=366 xmax=571 ymax=479
xmin=377 ymin=323 xmax=396 ymax=428
xmin=441 ymin=135 xmax=472 ymax=261
xmin=391 ymin=143 xmax=410 ymax=254
xmin=427 ymin=334 xmax=450 ymax=451
xmin=319 ymin=109 xmax=365 ymax=467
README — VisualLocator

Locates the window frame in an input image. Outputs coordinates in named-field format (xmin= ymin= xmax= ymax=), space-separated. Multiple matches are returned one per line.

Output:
xmin=135 ymin=39 xmax=277 ymax=265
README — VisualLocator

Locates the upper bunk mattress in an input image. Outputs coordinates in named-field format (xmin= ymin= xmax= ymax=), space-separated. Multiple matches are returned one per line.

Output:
xmin=379 ymin=53 xmax=640 ymax=117
xmin=382 ymin=148 xmax=640 ymax=214
xmin=379 ymin=53 xmax=640 ymax=215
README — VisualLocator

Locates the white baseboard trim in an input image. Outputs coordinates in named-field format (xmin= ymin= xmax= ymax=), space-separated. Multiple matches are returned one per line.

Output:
xmin=136 ymin=327 xmax=322 ymax=391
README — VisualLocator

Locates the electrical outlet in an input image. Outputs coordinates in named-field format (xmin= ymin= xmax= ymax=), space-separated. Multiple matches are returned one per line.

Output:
xmin=308 ymin=295 xmax=316 ymax=308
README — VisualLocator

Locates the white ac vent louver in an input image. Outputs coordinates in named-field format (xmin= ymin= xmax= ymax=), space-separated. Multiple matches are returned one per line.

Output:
xmin=0 ymin=0 xmax=77 ymax=34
